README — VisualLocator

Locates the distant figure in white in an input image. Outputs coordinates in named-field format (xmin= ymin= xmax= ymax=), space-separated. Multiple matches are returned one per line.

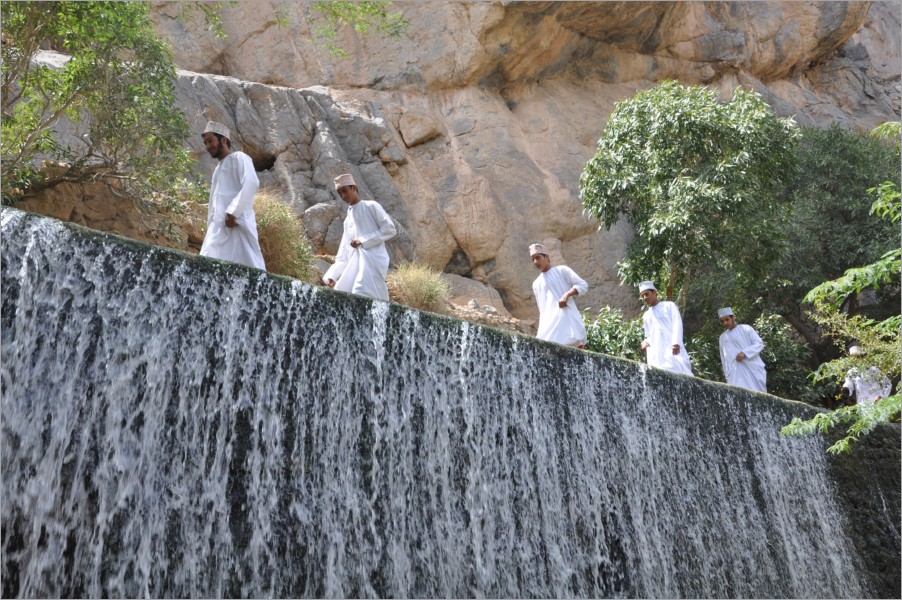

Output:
xmin=529 ymin=243 xmax=588 ymax=348
xmin=639 ymin=281 xmax=693 ymax=375
xmin=842 ymin=345 xmax=892 ymax=404
xmin=323 ymin=173 xmax=397 ymax=301
xmin=199 ymin=121 xmax=266 ymax=270
xmin=718 ymin=307 xmax=767 ymax=392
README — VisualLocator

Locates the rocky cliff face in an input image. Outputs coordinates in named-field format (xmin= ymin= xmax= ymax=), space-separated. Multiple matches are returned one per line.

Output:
xmin=150 ymin=1 xmax=900 ymax=321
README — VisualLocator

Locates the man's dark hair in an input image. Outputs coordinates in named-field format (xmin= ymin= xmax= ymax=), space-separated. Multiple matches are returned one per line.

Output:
xmin=214 ymin=133 xmax=231 ymax=149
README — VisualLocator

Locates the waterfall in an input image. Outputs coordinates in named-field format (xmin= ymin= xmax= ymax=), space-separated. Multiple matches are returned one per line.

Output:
xmin=0 ymin=208 xmax=886 ymax=598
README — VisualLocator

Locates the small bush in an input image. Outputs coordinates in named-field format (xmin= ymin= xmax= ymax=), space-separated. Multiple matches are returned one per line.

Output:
xmin=583 ymin=306 xmax=645 ymax=361
xmin=388 ymin=262 xmax=451 ymax=312
xmin=254 ymin=192 xmax=315 ymax=283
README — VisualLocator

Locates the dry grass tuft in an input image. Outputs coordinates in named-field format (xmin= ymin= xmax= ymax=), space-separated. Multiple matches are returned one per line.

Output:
xmin=388 ymin=262 xmax=451 ymax=313
xmin=255 ymin=191 xmax=315 ymax=283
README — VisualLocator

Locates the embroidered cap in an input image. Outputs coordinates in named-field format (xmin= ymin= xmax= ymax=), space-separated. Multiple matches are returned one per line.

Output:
xmin=638 ymin=281 xmax=656 ymax=293
xmin=528 ymin=243 xmax=548 ymax=257
xmin=717 ymin=307 xmax=734 ymax=318
xmin=202 ymin=121 xmax=230 ymax=139
xmin=334 ymin=173 xmax=356 ymax=190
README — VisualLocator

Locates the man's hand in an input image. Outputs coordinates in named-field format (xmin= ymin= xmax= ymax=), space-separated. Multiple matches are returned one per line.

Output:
xmin=641 ymin=341 xmax=650 ymax=353
xmin=225 ymin=213 xmax=238 ymax=228
xmin=736 ymin=351 xmax=746 ymax=362
xmin=325 ymin=278 xmax=336 ymax=288
xmin=558 ymin=288 xmax=577 ymax=308
xmin=350 ymin=238 xmax=363 ymax=248
xmin=672 ymin=344 xmax=680 ymax=356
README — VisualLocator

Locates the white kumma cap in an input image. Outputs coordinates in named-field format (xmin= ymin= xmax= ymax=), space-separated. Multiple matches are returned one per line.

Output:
xmin=334 ymin=173 xmax=356 ymax=189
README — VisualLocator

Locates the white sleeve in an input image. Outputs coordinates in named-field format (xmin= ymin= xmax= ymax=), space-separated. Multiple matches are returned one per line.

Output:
xmin=360 ymin=202 xmax=397 ymax=249
xmin=741 ymin=325 xmax=765 ymax=360
xmin=226 ymin=154 xmax=260 ymax=217
xmin=669 ymin=303 xmax=685 ymax=346
xmin=562 ymin=266 xmax=588 ymax=295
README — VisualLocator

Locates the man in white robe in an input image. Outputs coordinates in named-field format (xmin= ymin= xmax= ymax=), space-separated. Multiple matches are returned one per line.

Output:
xmin=639 ymin=281 xmax=693 ymax=375
xmin=842 ymin=346 xmax=892 ymax=404
xmin=199 ymin=121 xmax=266 ymax=270
xmin=530 ymin=243 xmax=588 ymax=347
xmin=323 ymin=173 xmax=397 ymax=301
xmin=718 ymin=307 xmax=767 ymax=392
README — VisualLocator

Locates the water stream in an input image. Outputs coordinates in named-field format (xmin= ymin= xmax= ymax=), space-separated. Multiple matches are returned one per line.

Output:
xmin=1 ymin=208 xmax=869 ymax=598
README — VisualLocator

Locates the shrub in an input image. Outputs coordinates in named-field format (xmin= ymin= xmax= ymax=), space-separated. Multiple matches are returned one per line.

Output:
xmin=583 ymin=306 xmax=645 ymax=361
xmin=254 ymin=192 xmax=315 ymax=283
xmin=388 ymin=262 xmax=451 ymax=312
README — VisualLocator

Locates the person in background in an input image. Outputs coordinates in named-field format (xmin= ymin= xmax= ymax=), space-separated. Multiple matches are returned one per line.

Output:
xmin=529 ymin=243 xmax=588 ymax=348
xmin=323 ymin=173 xmax=397 ymax=301
xmin=639 ymin=281 xmax=693 ymax=375
xmin=718 ymin=307 xmax=767 ymax=392
xmin=841 ymin=345 xmax=892 ymax=405
xmin=199 ymin=121 xmax=266 ymax=270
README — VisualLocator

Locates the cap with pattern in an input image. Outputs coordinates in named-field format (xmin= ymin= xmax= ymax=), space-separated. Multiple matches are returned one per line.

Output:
xmin=202 ymin=121 xmax=230 ymax=139
xmin=334 ymin=173 xmax=356 ymax=190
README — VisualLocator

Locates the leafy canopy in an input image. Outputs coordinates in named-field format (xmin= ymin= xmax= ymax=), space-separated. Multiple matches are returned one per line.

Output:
xmin=766 ymin=124 xmax=900 ymax=314
xmin=781 ymin=122 xmax=901 ymax=453
xmin=1 ymin=1 xmax=196 ymax=205
xmin=579 ymin=80 xmax=799 ymax=307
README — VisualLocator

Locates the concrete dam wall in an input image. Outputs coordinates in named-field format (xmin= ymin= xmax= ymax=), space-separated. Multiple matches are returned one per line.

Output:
xmin=1 ymin=208 xmax=898 ymax=598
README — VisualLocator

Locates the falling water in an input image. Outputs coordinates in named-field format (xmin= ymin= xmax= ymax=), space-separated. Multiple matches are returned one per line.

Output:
xmin=0 ymin=208 xmax=880 ymax=598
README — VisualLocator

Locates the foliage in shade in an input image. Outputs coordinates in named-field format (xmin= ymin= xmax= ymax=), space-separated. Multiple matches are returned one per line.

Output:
xmin=579 ymin=80 xmax=799 ymax=308
xmin=760 ymin=124 xmax=901 ymax=337
xmin=781 ymin=122 xmax=901 ymax=453
xmin=387 ymin=262 xmax=451 ymax=313
xmin=1 ymin=1 xmax=196 ymax=207
xmin=582 ymin=306 xmax=644 ymax=362
xmin=254 ymin=192 xmax=316 ymax=284
xmin=782 ymin=396 xmax=900 ymax=455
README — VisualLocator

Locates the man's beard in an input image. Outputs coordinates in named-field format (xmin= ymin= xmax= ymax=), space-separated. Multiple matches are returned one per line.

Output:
xmin=209 ymin=142 xmax=224 ymax=159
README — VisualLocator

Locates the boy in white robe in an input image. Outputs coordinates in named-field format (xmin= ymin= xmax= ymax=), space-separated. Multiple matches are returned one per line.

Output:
xmin=842 ymin=346 xmax=892 ymax=404
xmin=199 ymin=121 xmax=266 ymax=270
xmin=718 ymin=307 xmax=767 ymax=392
xmin=530 ymin=243 xmax=588 ymax=347
xmin=323 ymin=173 xmax=397 ymax=301
xmin=639 ymin=281 xmax=693 ymax=375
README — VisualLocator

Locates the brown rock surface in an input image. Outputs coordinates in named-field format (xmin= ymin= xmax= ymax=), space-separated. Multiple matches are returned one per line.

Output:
xmin=68 ymin=2 xmax=899 ymax=324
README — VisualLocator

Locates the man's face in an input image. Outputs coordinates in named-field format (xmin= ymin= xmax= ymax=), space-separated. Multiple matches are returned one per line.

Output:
xmin=337 ymin=185 xmax=360 ymax=205
xmin=202 ymin=133 xmax=224 ymax=159
xmin=720 ymin=316 xmax=737 ymax=330
xmin=640 ymin=289 xmax=658 ymax=306
xmin=531 ymin=253 xmax=551 ymax=272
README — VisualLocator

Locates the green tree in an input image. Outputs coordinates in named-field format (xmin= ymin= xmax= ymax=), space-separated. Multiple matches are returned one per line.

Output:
xmin=1 ymin=1 xmax=197 ymax=205
xmin=762 ymin=124 xmax=900 ymax=350
xmin=781 ymin=122 xmax=901 ymax=453
xmin=579 ymin=80 xmax=799 ymax=309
